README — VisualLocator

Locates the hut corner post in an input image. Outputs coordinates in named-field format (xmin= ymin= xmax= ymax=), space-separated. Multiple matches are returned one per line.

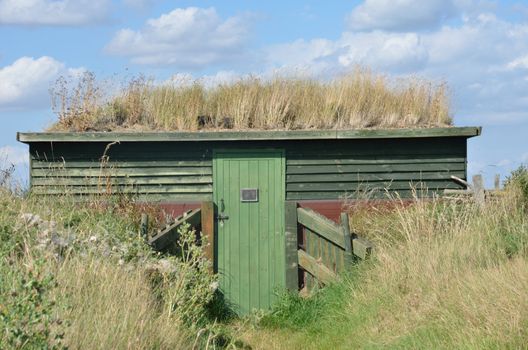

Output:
xmin=201 ymin=201 xmax=215 ymax=273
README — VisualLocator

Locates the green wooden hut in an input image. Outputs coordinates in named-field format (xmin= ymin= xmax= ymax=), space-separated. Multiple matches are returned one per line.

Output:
xmin=17 ymin=126 xmax=481 ymax=314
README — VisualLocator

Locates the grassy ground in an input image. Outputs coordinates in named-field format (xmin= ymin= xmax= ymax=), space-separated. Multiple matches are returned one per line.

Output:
xmin=48 ymin=68 xmax=451 ymax=132
xmin=1 ymin=167 xmax=527 ymax=349
xmin=0 ymin=187 xmax=225 ymax=349
xmin=238 ymin=175 xmax=528 ymax=349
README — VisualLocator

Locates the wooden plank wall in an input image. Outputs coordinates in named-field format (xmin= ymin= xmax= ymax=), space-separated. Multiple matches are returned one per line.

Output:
xmin=29 ymin=137 xmax=467 ymax=201
xmin=285 ymin=137 xmax=467 ymax=200
xmin=29 ymin=142 xmax=213 ymax=201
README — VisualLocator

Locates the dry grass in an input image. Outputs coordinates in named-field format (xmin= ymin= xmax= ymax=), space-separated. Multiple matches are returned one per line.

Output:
xmin=55 ymin=257 xmax=190 ymax=349
xmin=349 ymin=190 xmax=528 ymax=348
xmin=240 ymin=186 xmax=528 ymax=349
xmin=49 ymin=67 xmax=452 ymax=132
xmin=0 ymin=187 xmax=221 ymax=349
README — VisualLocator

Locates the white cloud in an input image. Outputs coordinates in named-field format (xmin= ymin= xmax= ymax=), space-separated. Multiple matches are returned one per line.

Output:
xmin=0 ymin=0 xmax=111 ymax=26
xmin=0 ymin=56 xmax=82 ymax=110
xmin=338 ymin=32 xmax=428 ymax=72
xmin=265 ymin=12 xmax=528 ymax=126
xmin=122 ymin=0 xmax=157 ymax=10
xmin=347 ymin=0 xmax=457 ymax=32
xmin=0 ymin=145 xmax=29 ymax=187
xmin=267 ymin=32 xmax=428 ymax=75
xmin=105 ymin=7 xmax=252 ymax=69
xmin=507 ymin=55 xmax=528 ymax=70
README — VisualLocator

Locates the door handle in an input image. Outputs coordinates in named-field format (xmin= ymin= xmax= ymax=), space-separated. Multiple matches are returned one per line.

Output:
xmin=217 ymin=213 xmax=230 ymax=220
xmin=217 ymin=199 xmax=229 ymax=222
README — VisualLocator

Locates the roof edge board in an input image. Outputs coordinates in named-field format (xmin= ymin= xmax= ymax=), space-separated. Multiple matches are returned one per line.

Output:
xmin=17 ymin=127 xmax=481 ymax=143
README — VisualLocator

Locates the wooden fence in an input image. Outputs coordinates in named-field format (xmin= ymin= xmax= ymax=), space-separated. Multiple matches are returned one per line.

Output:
xmin=148 ymin=200 xmax=372 ymax=291
xmin=285 ymin=202 xmax=372 ymax=291
xmin=444 ymin=174 xmax=504 ymax=205
xmin=148 ymin=201 xmax=214 ymax=270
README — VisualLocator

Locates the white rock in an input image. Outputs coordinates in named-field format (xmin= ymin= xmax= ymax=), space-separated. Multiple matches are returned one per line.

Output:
xmin=210 ymin=281 xmax=219 ymax=291
xmin=19 ymin=213 xmax=42 ymax=227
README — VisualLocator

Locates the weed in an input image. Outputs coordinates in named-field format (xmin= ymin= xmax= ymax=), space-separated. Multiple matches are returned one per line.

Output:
xmin=0 ymin=178 xmax=226 ymax=349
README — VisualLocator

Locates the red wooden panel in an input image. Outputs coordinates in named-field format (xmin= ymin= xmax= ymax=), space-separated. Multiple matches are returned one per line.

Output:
xmin=297 ymin=200 xmax=344 ymax=223
xmin=157 ymin=202 xmax=202 ymax=218
xmin=298 ymin=199 xmax=416 ymax=223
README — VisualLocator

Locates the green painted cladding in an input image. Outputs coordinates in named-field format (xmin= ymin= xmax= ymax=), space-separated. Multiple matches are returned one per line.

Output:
xmin=214 ymin=150 xmax=285 ymax=314
xmin=28 ymin=137 xmax=467 ymax=200
xmin=29 ymin=142 xmax=213 ymax=201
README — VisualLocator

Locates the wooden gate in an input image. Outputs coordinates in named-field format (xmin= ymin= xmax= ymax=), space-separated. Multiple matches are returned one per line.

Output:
xmin=285 ymin=201 xmax=373 ymax=290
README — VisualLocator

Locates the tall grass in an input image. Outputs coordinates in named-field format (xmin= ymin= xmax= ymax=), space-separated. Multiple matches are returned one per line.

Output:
xmin=49 ymin=68 xmax=452 ymax=132
xmin=242 ymin=178 xmax=528 ymax=349
xmin=5 ymin=163 xmax=525 ymax=348
xmin=0 ymin=182 xmax=224 ymax=349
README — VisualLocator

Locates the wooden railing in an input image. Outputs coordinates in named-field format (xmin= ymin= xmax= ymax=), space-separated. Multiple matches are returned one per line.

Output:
xmin=147 ymin=201 xmax=214 ymax=271
xmin=286 ymin=201 xmax=373 ymax=290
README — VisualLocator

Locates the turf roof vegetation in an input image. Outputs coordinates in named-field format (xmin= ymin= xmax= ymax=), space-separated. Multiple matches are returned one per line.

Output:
xmin=49 ymin=68 xmax=452 ymax=132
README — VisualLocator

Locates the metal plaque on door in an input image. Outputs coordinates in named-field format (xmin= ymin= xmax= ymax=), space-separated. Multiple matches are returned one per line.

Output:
xmin=240 ymin=188 xmax=258 ymax=202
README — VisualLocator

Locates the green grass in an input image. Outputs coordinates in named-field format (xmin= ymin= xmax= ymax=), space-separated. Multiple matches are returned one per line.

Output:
xmin=240 ymin=171 xmax=528 ymax=349
xmin=0 ymin=189 xmax=227 ymax=349
xmin=2 ymin=166 xmax=527 ymax=349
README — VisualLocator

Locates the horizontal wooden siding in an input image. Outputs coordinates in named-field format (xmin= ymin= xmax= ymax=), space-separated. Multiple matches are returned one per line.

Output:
xmin=285 ymin=137 xmax=467 ymax=200
xmin=30 ymin=142 xmax=213 ymax=201
xmin=29 ymin=137 xmax=467 ymax=201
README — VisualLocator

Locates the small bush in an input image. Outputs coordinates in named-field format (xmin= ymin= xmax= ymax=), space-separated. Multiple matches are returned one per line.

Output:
xmin=505 ymin=164 xmax=528 ymax=207
xmin=0 ymin=259 xmax=65 ymax=349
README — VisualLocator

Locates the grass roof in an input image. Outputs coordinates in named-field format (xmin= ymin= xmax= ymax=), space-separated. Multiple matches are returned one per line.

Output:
xmin=48 ymin=68 xmax=452 ymax=132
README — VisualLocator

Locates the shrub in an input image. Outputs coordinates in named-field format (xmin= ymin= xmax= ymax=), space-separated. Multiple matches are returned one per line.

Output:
xmin=505 ymin=164 xmax=528 ymax=207
xmin=0 ymin=258 xmax=65 ymax=349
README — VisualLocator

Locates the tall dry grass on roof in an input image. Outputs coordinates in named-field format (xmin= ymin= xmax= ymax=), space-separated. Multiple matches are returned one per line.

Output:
xmin=49 ymin=68 xmax=452 ymax=132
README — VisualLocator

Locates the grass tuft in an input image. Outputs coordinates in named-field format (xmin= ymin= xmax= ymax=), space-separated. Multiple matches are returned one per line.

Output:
xmin=48 ymin=67 xmax=452 ymax=132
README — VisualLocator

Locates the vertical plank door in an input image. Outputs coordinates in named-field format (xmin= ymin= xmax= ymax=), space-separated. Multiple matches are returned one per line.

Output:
xmin=214 ymin=150 xmax=285 ymax=315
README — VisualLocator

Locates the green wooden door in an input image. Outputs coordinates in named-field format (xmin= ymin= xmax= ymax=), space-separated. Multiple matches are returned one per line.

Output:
xmin=213 ymin=150 xmax=285 ymax=315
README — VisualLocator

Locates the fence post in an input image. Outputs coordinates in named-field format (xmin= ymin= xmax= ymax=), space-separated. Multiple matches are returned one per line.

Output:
xmin=340 ymin=212 xmax=354 ymax=265
xmin=473 ymin=174 xmax=485 ymax=206
xmin=285 ymin=201 xmax=299 ymax=291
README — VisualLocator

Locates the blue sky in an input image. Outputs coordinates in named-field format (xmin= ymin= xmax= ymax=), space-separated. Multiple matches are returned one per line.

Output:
xmin=1 ymin=0 xmax=527 ymax=187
